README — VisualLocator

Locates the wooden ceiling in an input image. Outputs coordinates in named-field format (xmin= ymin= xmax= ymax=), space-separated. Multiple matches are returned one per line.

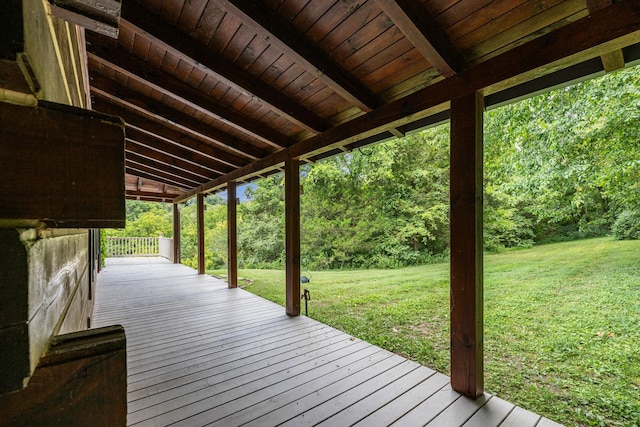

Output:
xmin=85 ymin=0 xmax=640 ymax=203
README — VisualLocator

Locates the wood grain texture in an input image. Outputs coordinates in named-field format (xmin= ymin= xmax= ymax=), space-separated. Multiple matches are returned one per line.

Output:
xmin=227 ymin=181 xmax=238 ymax=288
xmin=91 ymin=257 xmax=562 ymax=426
xmin=174 ymin=0 xmax=640 ymax=203
xmin=449 ymin=91 xmax=484 ymax=398
xmin=197 ymin=193 xmax=205 ymax=274
xmin=285 ymin=158 xmax=301 ymax=316
xmin=0 ymin=101 xmax=125 ymax=228
xmin=0 ymin=325 xmax=127 ymax=427
xmin=172 ymin=203 xmax=180 ymax=264
xmin=120 ymin=1 xmax=328 ymax=133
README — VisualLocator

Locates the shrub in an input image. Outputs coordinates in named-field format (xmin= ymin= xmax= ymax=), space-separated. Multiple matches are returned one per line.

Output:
xmin=612 ymin=210 xmax=640 ymax=240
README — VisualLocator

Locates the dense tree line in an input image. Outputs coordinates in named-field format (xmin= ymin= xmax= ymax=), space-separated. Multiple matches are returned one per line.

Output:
xmin=108 ymin=66 xmax=640 ymax=269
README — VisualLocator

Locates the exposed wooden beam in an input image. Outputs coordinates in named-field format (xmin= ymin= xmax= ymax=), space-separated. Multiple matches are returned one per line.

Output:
xmin=174 ymin=0 xmax=640 ymax=203
xmin=125 ymin=166 xmax=190 ymax=190
xmin=48 ymin=0 xmax=121 ymax=38
xmin=124 ymin=190 xmax=182 ymax=199
xmin=126 ymin=154 xmax=206 ymax=186
xmin=92 ymin=96 xmax=255 ymax=167
xmin=284 ymin=158 xmax=301 ymax=317
xmin=89 ymin=77 xmax=266 ymax=161
xmin=197 ymin=193 xmax=205 ymax=275
xmin=126 ymin=195 xmax=176 ymax=202
xmin=86 ymin=33 xmax=291 ymax=149
xmin=218 ymin=0 xmax=384 ymax=112
xmin=125 ymin=140 xmax=218 ymax=180
xmin=586 ymin=0 xmax=626 ymax=72
xmin=173 ymin=203 xmax=180 ymax=264
xmin=119 ymin=1 xmax=329 ymax=134
xmin=227 ymin=181 xmax=238 ymax=289
xmin=450 ymin=91 xmax=484 ymax=399
xmin=374 ymin=0 xmax=465 ymax=77
xmin=127 ymin=128 xmax=231 ymax=176
xmin=388 ymin=128 xmax=405 ymax=139
xmin=125 ymin=171 xmax=184 ymax=192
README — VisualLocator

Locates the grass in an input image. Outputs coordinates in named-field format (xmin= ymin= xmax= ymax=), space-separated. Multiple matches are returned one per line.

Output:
xmin=210 ymin=237 xmax=640 ymax=426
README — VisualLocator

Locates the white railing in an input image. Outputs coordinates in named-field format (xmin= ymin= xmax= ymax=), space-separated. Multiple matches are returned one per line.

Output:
xmin=106 ymin=237 xmax=159 ymax=257
xmin=159 ymin=237 xmax=174 ymax=261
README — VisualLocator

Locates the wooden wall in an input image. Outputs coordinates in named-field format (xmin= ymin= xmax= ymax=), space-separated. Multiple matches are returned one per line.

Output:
xmin=22 ymin=0 xmax=90 ymax=107
xmin=0 ymin=230 xmax=91 ymax=394
xmin=0 ymin=326 xmax=127 ymax=427
xmin=0 ymin=5 xmax=125 ymax=424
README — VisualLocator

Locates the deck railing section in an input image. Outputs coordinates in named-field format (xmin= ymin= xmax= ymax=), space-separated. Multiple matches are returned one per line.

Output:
xmin=106 ymin=237 xmax=159 ymax=257
xmin=159 ymin=237 xmax=174 ymax=261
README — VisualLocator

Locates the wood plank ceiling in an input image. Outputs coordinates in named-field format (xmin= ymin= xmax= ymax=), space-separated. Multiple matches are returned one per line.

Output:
xmin=86 ymin=0 xmax=640 ymax=203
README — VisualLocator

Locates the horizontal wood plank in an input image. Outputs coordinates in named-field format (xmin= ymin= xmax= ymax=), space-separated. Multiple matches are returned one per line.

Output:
xmin=93 ymin=258 xmax=563 ymax=426
xmin=0 ymin=101 xmax=125 ymax=227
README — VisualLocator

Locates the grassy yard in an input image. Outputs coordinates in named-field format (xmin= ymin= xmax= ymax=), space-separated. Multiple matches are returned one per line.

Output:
xmin=211 ymin=237 xmax=640 ymax=426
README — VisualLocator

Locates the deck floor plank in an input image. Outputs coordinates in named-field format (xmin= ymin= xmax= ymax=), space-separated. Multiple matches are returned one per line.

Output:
xmin=128 ymin=335 xmax=372 ymax=421
xmin=351 ymin=372 xmax=451 ymax=427
xmin=498 ymin=405 xmax=542 ymax=427
xmin=93 ymin=258 xmax=562 ymax=427
xmin=463 ymin=395 xmax=514 ymax=426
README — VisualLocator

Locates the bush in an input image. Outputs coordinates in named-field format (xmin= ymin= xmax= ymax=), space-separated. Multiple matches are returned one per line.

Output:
xmin=612 ymin=210 xmax=640 ymax=240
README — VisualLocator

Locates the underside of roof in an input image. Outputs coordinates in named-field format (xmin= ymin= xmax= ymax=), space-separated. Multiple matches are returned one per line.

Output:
xmin=84 ymin=0 xmax=640 ymax=203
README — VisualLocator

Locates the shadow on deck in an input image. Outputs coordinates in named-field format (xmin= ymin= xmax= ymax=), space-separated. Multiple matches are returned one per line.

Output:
xmin=93 ymin=257 xmax=562 ymax=427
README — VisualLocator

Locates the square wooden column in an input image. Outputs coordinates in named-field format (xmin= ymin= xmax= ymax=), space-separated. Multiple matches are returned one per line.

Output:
xmin=450 ymin=91 xmax=484 ymax=398
xmin=197 ymin=193 xmax=205 ymax=274
xmin=285 ymin=159 xmax=301 ymax=316
xmin=227 ymin=181 xmax=238 ymax=289
xmin=173 ymin=203 xmax=180 ymax=264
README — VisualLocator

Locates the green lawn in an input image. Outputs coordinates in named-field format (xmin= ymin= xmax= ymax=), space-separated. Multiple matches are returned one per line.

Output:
xmin=211 ymin=237 xmax=640 ymax=426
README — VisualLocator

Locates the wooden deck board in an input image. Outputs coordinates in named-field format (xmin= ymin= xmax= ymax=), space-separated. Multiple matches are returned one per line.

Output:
xmin=93 ymin=257 xmax=563 ymax=426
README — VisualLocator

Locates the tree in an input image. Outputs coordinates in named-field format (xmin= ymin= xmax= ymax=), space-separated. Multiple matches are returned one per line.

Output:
xmin=484 ymin=65 xmax=640 ymax=243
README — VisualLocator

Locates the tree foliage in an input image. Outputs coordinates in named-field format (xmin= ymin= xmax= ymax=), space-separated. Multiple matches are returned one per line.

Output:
xmin=484 ymin=65 xmax=640 ymax=244
xmin=109 ymin=65 xmax=640 ymax=268
xmin=105 ymin=201 xmax=172 ymax=238
xmin=237 ymin=129 xmax=450 ymax=269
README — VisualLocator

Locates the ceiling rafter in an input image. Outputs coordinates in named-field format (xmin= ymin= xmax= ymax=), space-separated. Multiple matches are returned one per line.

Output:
xmin=374 ymin=0 xmax=465 ymax=77
xmin=125 ymin=190 xmax=181 ymax=202
xmin=174 ymin=0 xmax=640 ymax=203
xmin=126 ymin=127 xmax=232 ymax=175
xmin=586 ymin=0 xmax=625 ymax=72
xmin=125 ymin=190 xmax=182 ymax=199
xmin=125 ymin=141 xmax=218 ymax=181
xmin=90 ymin=87 xmax=257 ymax=167
xmin=126 ymin=153 xmax=209 ymax=185
xmin=86 ymin=33 xmax=292 ymax=149
xmin=125 ymin=165 xmax=192 ymax=189
xmin=119 ymin=1 xmax=329 ymax=134
xmin=126 ymin=175 xmax=182 ymax=194
xmin=217 ymin=0 xmax=385 ymax=112
xmin=91 ymin=100 xmax=242 ymax=173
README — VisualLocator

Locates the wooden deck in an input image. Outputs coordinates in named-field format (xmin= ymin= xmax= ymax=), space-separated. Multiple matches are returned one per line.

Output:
xmin=93 ymin=258 xmax=562 ymax=427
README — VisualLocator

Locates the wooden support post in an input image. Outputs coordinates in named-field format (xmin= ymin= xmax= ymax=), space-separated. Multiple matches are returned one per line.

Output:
xmin=449 ymin=91 xmax=484 ymax=399
xmin=197 ymin=193 xmax=205 ymax=274
xmin=173 ymin=203 xmax=180 ymax=264
xmin=285 ymin=158 xmax=301 ymax=316
xmin=227 ymin=181 xmax=238 ymax=289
